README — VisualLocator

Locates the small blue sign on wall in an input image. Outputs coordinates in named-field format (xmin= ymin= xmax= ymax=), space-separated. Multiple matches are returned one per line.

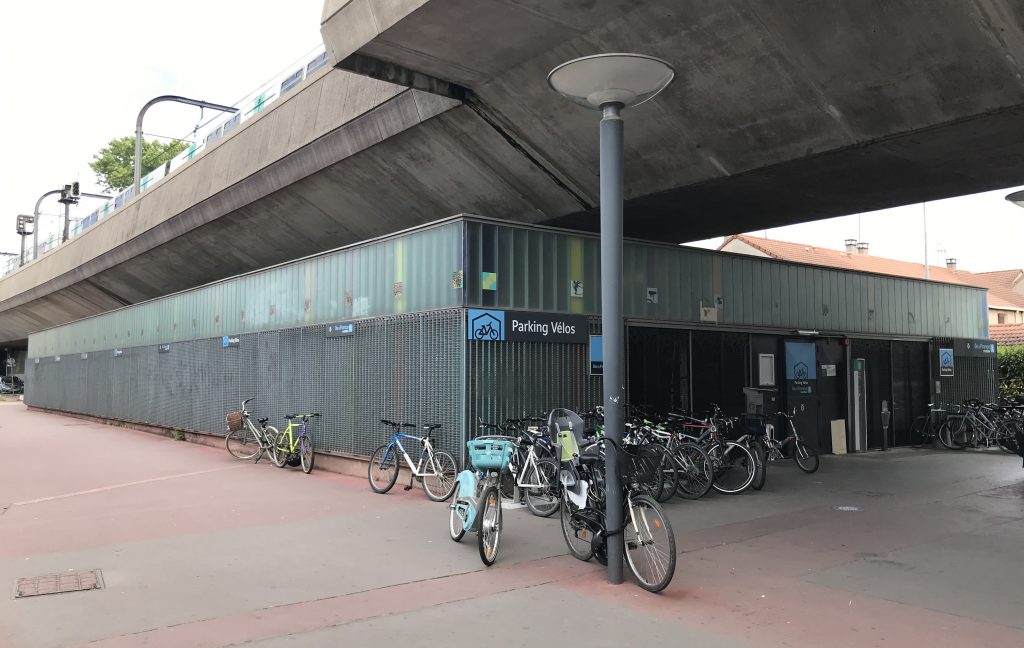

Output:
xmin=785 ymin=341 xmax=816 ymax=395
xmin=939 ymin=348 xmax=954 ymax=377
xmin=222 ymin=335 xmax=240 ymax=348
xmin=590 ymin=335 xmax=603 ymax=375
xmin=468 ymin=309 xmax=505 ymax=341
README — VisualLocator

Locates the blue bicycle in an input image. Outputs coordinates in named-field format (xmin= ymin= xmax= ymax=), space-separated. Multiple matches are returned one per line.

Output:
xmin=368 ymin=420 xmax=458 ymax=501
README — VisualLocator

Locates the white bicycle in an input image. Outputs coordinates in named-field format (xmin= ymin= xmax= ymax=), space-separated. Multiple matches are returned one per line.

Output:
xmin=367 ymin=419 xmax=459 ymax=502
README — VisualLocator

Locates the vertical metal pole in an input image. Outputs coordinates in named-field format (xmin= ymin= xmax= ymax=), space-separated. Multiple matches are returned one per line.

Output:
xmin=600 ymin=102 xmax=625 ymax=585
xmin=134 ymin=123 xmax=144 ymax=197
xmin=19 ymin=233 xmax=25 ymax=267
xmin=62 ymin=202 xmax=70 ymax=243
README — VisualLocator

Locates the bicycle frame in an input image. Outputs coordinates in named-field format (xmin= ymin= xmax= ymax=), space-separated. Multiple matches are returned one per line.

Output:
xmin=385 ymin=433 xmax=444 ymax=477
xmin=277 ymin=419 xmax=309 ymax=453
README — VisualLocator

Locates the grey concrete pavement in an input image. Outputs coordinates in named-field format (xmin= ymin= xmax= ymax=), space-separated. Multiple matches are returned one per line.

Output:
xmin=1 ymin=402 xmax=1023 ymax=647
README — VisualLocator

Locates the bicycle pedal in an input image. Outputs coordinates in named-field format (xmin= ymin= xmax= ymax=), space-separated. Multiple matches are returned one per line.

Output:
xmin=403 ymin=485 xmax=413 ymax=491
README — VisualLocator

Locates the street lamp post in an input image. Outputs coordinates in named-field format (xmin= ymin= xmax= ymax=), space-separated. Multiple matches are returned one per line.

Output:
xmin=32 ymin=190 xmax=62 ymax=262
xmin=548 ymin=53 xmax=674 ymax=585
xmin=134 ymin=96 xmax=239 ymax=197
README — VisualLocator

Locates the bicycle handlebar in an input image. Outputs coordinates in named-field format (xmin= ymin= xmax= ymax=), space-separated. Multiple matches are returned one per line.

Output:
xmin=380 ymin=419 xmax=414 ymax=428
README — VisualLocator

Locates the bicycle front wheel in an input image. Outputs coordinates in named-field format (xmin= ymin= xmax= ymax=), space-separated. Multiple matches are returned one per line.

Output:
xmin=793 ymin=440 xmax=819 ymax=473
xmin=523 ymin=458 xmax=559 ymax=517
xmin=422 ymin=451 xmax=458 ymax=502
xmin=225 ymin=426 xmax=261 ymax=460
xmin=368 ymin=445 xmax=400 ymax=493
xmin=299 ymin=435 xmax=315 ymax=474
xmin=711 ymin=441 xmax=756 ymax=494
xmin=477 ymin=487 xmax=501 ymax=566
xmin=272 ymin=431 xmax=289 ymax=468
xmin=673 ymin=443 xmax=712 ymax=500
xmin=624 ymin=494 xmax=676 ymax=593
xmin=938 ymin=420 xmax=968 ymax=450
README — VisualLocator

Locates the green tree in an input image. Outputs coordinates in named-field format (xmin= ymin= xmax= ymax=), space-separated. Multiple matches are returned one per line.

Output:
xmin=998 ymin=345 xmax=1024 ymax=397
xmin=88 ymin=136 xmax=189 ymax=192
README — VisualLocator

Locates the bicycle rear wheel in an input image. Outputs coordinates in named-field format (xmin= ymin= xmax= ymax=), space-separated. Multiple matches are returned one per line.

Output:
xmin=368 ymin=445 xmax=400 ymax=493
xmin=225 ymin=426 xmax=261 ymax=460
xmin=750 ymin=440 xmax=767 ymax=491
xmin=449 ymin=500 xmax=467 ymax=542
xmin=648 ymin=445 xmax=679 ymax=503
xmin=523 ymin=458 xmax=559 ymax=517
xmin=477 ymin=487 xmax=501 ymax=566
xmin=299 ymin=435 xmax=315 ymax=474
xmin=910 ymin=416 xmax=929 ymax=448
xmin=560 ymin=499 xmax=595 ymax=561
xmin=422 ymin=451 xmax=458 ymax=502
xmin=624 ymin=494 xmax=676 ymax=593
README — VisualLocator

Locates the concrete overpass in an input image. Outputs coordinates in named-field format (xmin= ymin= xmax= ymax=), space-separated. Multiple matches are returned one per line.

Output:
xmin=3 ymin=0 xmax=1024 ymax=344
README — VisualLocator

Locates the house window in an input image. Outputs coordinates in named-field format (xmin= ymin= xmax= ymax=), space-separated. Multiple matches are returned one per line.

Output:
xmin=997 ymin=313 xmax=1007 ymax=324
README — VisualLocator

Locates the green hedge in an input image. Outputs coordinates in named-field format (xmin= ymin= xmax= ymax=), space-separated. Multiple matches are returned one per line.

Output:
xmin=998 ymin=345 xmax=1024 ymax=397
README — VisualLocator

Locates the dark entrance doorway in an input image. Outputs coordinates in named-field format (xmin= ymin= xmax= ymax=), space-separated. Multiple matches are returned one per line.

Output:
xmin=891 ymin=341 xmax=930 ymax=447
xmin=627 ymin=327 xmax=690 ymax=414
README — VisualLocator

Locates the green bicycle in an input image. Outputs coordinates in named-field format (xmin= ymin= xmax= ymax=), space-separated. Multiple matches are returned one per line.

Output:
xmin=273 ymin=413 xmax=320 ymax=474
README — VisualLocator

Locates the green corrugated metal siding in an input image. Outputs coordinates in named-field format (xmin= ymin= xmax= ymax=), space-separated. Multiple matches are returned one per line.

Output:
xmin=29 ymin=221 xmax=463 ymax=358
xmin=464 ymin=220 xmax=987 ymax=339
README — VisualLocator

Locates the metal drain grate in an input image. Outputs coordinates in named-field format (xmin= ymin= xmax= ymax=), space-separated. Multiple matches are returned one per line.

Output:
xmin=14 ymin=570 xmax=104 ymax=599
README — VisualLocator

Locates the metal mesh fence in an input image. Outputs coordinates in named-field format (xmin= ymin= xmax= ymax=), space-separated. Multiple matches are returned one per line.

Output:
xmin=466 ymin=317 xmax=602 ymax=440
xmin=26 ymin=310 xmax=466 ymax=458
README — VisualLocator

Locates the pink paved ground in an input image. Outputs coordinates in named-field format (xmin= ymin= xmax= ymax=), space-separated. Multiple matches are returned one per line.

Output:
xmin=1 ymin=402 xmax=1023 ymax=647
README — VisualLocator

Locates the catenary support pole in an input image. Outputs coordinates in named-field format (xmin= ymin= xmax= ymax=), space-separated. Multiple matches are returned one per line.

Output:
xmin=600 ymin=101 xmax=625 ymax=585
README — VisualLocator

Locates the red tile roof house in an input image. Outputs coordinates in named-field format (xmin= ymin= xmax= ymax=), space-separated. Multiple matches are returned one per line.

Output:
xmin=718 ymin=235 xmax=1024 ymax=343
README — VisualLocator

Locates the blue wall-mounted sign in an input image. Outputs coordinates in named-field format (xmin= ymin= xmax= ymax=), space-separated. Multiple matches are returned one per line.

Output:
xmin=939 ymin=348 xmax=954 ymax=377
xmin=468 ymin=309 xmax=505 ymax=341
xmin=326 ymin=322 xmax=355 ymax=338
xmin=222 ymin=335 xmax=240 ymax=348
xmin=590 ymin=335 xmax=603 ymax=375
xmin=785 ymin=341 xmax=816 ymax=395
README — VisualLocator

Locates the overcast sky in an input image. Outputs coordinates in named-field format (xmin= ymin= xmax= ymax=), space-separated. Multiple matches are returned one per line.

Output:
xmin=0 ymin=0 xmax=323 ymax=256
xmin=1 ymin=2 xmax=1022 ymax=275
xmin=685 ymin=186 xmax=1024 ymax=273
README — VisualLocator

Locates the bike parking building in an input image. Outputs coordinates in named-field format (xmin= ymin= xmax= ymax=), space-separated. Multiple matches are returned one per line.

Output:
xmin=25 ymin=215 xmax=998 ymax=463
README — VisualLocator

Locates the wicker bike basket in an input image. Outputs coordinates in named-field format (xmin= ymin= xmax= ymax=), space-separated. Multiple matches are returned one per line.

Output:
xmin=225 ymin=411 xmax=244 ymax=432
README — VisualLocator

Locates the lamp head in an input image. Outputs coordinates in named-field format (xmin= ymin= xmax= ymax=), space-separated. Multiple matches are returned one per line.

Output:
xmin=548 ymin=53 xmax=675 ymax=111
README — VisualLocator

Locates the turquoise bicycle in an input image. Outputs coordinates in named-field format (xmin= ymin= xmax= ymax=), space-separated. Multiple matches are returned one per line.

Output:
xmin=449 ymin=436 xmax=515 ymax=566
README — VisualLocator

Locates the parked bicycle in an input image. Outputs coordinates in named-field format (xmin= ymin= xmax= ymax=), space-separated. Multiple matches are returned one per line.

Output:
xmin=552 ymin=408 xmax=676 ymax=593
xmin=938 ymin=399 xmax=1021 ymax=453
xmin=449 ymin=436 xmax=516 ymax=565
xmin=742 ymin=409 xmax=819 ymax=490
xmin=273 ymin=412 xmax=319 ymax=474
xmin=910 ymin=403 xmax=948 ymax=449
xmin=368 ymin=420 xmax=458 ymax=501
xmin=480 ymin=417 xmax=560 ymax=517
xmin=225 ymin=398 xmax=278 ymax=462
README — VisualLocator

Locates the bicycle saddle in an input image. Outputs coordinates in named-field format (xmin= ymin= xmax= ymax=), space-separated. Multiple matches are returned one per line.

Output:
xmin=257 ymin=417 xmax=269 ymax=425
xmin=423 ymin=423 xmax=442 ymax=431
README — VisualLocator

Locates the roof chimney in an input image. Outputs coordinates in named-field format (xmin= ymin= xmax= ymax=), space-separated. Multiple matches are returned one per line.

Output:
xmin=946 ymin=258 xmax=957 ymax=270
xmin=844 ymin=238 xmax=857 ymax=253
xmin=856 ymin=242 xmax=869 ymax=255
